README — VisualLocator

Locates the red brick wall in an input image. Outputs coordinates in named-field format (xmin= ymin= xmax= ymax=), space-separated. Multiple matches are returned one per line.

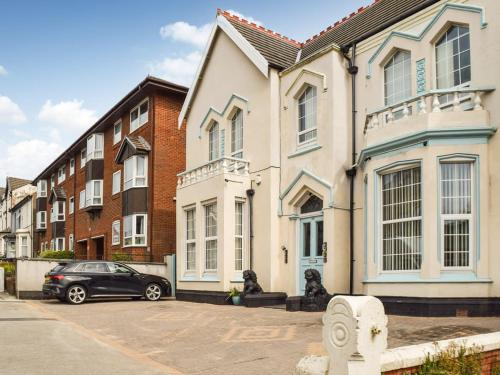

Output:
xmin=35 ymin=86 xmax=186 ymax=263
xmin=383 ymin=348 xmax=500 ymax=375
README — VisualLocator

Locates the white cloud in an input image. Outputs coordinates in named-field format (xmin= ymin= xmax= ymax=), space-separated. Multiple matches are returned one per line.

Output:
xmin=38 ymin=99 xmax=97 ymax=132
xmin=225 ymin=10 xmax=262 ymax=26
xmin=148 ymin=51 xmax=202 ymax=86
xmin=0 ymin=139 xmax=64 ymax=182
xmin=0 ymin=96 xmax=27 ymax=125
xmin=160 ymin=21 xmax=213 ymax=49
xmin=0 ymin=65 xmax=7 ymax=76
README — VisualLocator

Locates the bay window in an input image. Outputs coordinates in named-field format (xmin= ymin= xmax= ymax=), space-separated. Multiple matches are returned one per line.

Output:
xmin=85 ymin=180 xmax=103 ymax=207
xmin=123 ymin=214 xmax=147 ymax=246
xmin=231 ymin=109 xmax=243 ymax=158
xmin=185 ymin=208 xmax=196 ymax=271
xmin=37 ymin=180 xmax=47 ymax=198
xmin=440 ymin=162 xmax=473 ymax=268
xmin=124 ymin=155 xmax=147 ymax=190
xmin=130 ymin=99 xmax=149 ymax=132
xmin=50 ymin=201 xmax=65 ymax=222
xmin=381 ymin=167 xmax=422 ymax=271
xmin=36 ymin=211 xmax=47 ymax=230
xmin=208 ymin=122 xmax=219 ymax=161
xmin=87 ymin=133 xmax=104 ymax=160
xmin=298 ymin=86 xmax=317 ymax=145
xmin=204 ymin=202 xmax=217 ymax=271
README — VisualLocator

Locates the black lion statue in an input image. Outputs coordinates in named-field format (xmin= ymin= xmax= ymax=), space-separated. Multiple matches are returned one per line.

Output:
xmin=242 ymin=270 xmax=263 ymax=296
xmin=304 ymin=269 xmax=328 ymax=298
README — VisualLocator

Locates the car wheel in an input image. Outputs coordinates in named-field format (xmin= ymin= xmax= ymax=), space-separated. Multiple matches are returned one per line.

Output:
xmin=66 ymin=285 xmax=87 ymax=305
xmin=144 ymin=283 xmax=162 ymax=301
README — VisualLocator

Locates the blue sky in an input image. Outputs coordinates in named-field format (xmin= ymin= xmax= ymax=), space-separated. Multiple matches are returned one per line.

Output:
xmin=0 ymin=0 xmax=370 ymax=183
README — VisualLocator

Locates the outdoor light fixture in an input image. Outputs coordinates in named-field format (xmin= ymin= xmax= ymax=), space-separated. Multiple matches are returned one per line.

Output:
xmin=281 ymin=246 xmax=288 ymax=264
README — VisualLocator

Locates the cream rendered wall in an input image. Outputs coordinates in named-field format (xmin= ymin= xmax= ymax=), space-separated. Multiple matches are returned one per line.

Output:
xmin=176 ymin=29 xmax=281 ymax=292
xmin=277 ymin=50 xmax=351 ymax=295
xmin=352 ymin=0 xmax=500 ymax=297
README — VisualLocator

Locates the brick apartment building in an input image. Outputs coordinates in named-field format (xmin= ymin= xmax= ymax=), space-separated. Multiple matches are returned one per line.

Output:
xmin=32 ymin=76 xmax=187 ymax=262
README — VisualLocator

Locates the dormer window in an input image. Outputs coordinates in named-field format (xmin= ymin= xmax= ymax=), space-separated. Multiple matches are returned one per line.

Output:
xmin=436 ymin=25 xmax=471 ymax=90
xmin=384 ymin=50 xmax=411 ymax=106
xmin=58 ymin=164 xmax=66 ymax=184
xmin=87 ymin=133 xmax=104 ymax=160
xmin=130 ymin=99 xmax=149 ymax=132
xmin=298 ymin=86 xmax=317 ymax=146
xmin=208 ymin=122 xmax=219 ymax=161
xmin=37 ymin=180 xmax=47 ymax=198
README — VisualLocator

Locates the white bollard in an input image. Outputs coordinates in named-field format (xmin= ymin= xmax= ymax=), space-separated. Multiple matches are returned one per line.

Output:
xmin=322 ymin=295 xmax=388 ymax=375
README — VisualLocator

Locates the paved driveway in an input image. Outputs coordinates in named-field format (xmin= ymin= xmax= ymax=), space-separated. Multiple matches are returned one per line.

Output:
xmin=2 ymin=297 xmax=500 ymax=375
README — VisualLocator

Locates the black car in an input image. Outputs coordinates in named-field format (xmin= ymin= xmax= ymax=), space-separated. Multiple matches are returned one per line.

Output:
xmin=43 ymin=261 xmax=172 ymax=304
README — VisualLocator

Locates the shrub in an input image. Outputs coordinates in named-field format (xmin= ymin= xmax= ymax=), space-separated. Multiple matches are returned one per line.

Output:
xmin=0 ymin=262 xmax=15 ymax=276
xmin=39 ymin=250 xmax=74 ymax=260
xmin=111 ymin=253 xmax=132 ymax=262
xmin=412 ymin=342 xmax=482 ymax=375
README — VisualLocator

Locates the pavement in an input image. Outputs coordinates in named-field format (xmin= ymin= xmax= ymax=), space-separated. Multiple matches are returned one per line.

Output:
xmin=1 ymin=294 xmax=500 ymax=375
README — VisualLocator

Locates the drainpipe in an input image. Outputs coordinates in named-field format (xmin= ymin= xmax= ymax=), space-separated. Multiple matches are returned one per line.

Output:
xmin=246 ymin=188 xmax=255 ymax=270
xmin=342 ymin=43 xmax=358 ymax=295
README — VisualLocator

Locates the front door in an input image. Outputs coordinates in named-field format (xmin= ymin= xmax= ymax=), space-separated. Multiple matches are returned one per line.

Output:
xmin=299 ymin=216 xmax=324 ymax=293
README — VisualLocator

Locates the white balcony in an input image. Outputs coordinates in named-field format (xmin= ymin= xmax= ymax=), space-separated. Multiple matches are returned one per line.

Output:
xmin=364 ymin=87 xmax=495 ymax=148
xmin=177 ymin=157 xmax=250 ymax=189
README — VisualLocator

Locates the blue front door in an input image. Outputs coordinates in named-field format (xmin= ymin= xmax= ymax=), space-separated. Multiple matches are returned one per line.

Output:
xmin=299 ymin=216 xmax=324 ymax=293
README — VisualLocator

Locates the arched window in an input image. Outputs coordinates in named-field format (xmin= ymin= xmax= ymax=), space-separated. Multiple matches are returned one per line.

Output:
xmin=231 ymin=109 xmax=243 ymax=159
xmin=384 ymin=50 xmax=411 ymax=106
xmin=208 ymin=122 xmax=219 ymax=161
xmin=298 ymin=86 xmax=317 ymax=145
xmin=436 ymin=25 xmax=471 ymax=89
xmin=300 ymin=195 xmax=323 ymax=215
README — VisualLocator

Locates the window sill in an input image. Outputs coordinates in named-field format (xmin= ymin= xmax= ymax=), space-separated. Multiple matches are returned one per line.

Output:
xmin=288 ymin=144 xmax=321 ymax=159
xmin=364 ymin=272 xmax=492 ymax=284
xmin=179 ymin=274 xmax=221 ymax=282
xmin=122 ymin=244 xmax=148 ymax=248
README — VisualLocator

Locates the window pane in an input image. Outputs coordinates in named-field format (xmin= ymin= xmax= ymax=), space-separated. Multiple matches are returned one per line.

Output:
xmin=303 ymin=222 xmax=311 ymax=257
xmin=136 ymin=216 xmax=145 ymax=235
xmin=381 ymin=167 xmax=422 ymax=271
xmin=235 ymin=202 xmax=243 ymax=271
xmin=186 ymin=243 xmax=196 ymax=270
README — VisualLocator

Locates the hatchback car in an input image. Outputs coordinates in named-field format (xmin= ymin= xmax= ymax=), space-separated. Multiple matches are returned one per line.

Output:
xmin=43 ymin=261 xmax=172 ymax=304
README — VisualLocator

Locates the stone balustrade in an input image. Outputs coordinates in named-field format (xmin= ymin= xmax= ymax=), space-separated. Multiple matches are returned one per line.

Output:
xmin=364 ymin=87 xmax=495 ymax=134
xmin=177 ymin=157 xmax=250 ymax=188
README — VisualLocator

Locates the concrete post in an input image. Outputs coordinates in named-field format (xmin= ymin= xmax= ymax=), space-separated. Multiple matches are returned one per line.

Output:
xmin=323 ymin=295 xmax=388 ymax=375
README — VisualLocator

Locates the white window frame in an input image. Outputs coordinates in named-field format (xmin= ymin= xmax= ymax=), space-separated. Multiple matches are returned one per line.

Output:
xmin=69 ymin=234 xmax=74 ymax=251
xmin=55 ymin=237 xmax=65 ymax=251
xmin=20 ymin=236 xmax=29 ymax=257
xmin=113 ymin=120 xmax=122 ymax=145
xmin=50 ymin=201 xmax=65 ymax=222
xmin=234 ymin=201 xmax=244 ymax=272
xmin=79 ymin=190 xmax=85 ymax=210
xmin=80 ymin=148 xmax=87 ymax=168
xmin=123 ymin=214 xmax=147 ymax=247
xmin=57 ymin=165 xmax=66 ymax=184
xmin=384 ymin=50 xmax=412 ymax=107
xmin=130 ymin=98 xmax=149 ymax=132
xmin=85 ymin=180 xmax=103 ymax=207
xmin=50 ymin=174 xmax=55 ymax=189
xmin=124 ymin=155 xmax=148 ymax=190
xmin=37 ymin=180 xmax=47 ymax=198
xmin=204 ymin=201 xmax=217 ymax=272
xmin=36 ymin=211 xmax=47 ymax=230
xmin=297 ymin=85 xmax=317 ymax=147
xmin=379 ymin=165 xmax=422 ymax=273
xmin=208 ymin=122 xmax=219 ymax=161
xmin=439 ymin=161 xmax=474 ymax=270
xmin=69 ymin=196 xmax=74 ymax=215
xmin=69 ymin=158 xmax=75 ymax=176
xmin=185 ymin=207 xmax=196 ymax=272
xmin=87 ymin=133 xmax=104 ymax=160
xmin=112 ymin=171 xmax=121 ymax=195
xmin=231 ymin=109 xmax=243 ymax=159
xmin=112 ymin=220 xmax=120 ymax=245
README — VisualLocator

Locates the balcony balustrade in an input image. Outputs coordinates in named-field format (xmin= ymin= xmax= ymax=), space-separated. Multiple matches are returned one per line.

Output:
xmin=177 ymin=157 xmax=250 ymax=189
